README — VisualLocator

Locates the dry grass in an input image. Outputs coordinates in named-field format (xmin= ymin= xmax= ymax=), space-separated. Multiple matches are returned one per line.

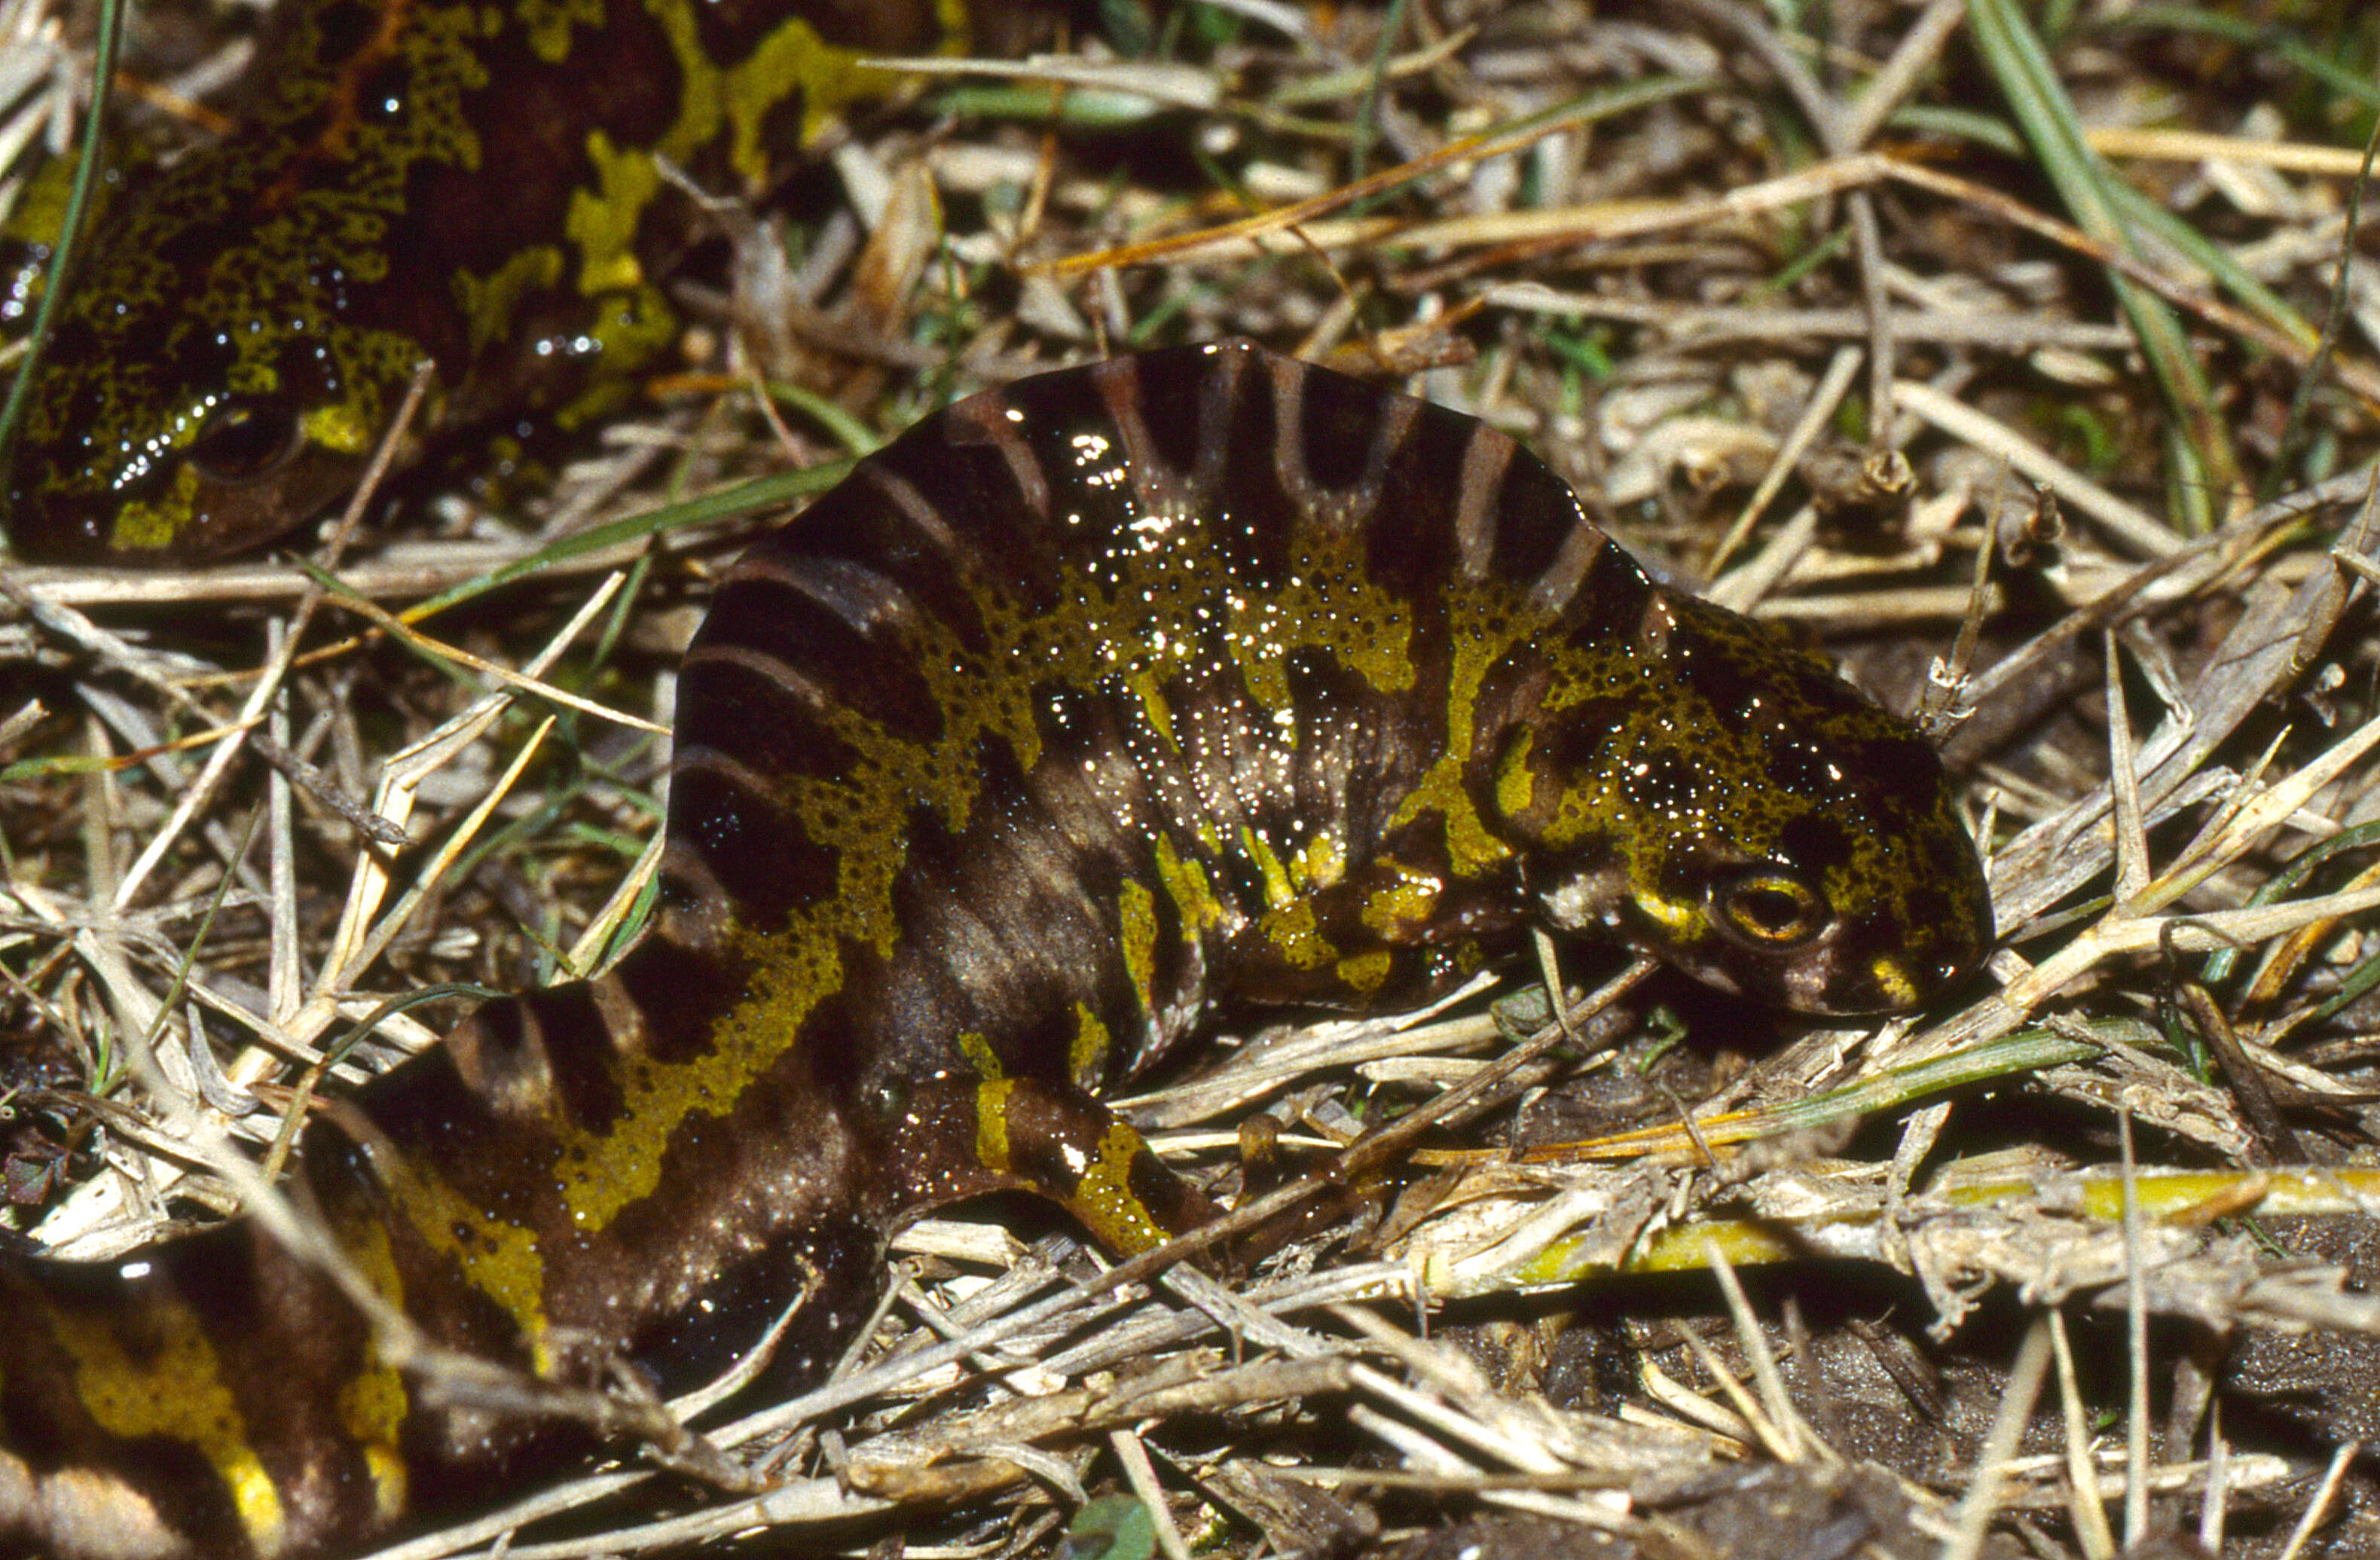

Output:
xmin=3 ymin=0 xmax=2380 ymax=1555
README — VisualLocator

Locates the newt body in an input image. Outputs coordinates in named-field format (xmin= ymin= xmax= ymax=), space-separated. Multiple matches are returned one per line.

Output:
xmin=0 ymin=343 xmax=1990 ymax=1558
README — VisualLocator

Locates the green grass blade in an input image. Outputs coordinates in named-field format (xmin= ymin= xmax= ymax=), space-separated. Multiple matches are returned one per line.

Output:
xmin=1966 ymin=0 xmax=2236 ymax=534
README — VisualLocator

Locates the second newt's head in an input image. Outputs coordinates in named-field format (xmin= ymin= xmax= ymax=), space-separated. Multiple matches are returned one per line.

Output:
xmin=6 ymin=144 xmax=426 ymax=565
xmin=10 ymin=353 xmax=397 ymax=566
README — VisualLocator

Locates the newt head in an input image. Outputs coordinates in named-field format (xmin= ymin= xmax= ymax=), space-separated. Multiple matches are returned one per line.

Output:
xmin=2 ymin=0 xmax=487 ymax=567
xmin=1497 ymin=588 xmax=1993 ymax=1017
xmin=5 ymin=179 xmax=426 ymax=564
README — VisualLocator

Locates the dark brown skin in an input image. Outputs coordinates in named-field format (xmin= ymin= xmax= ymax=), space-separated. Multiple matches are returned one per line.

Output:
xmin=3 ymin=0 xmax=1041 ymax=563
xmin=0 ymin=343 xmax=1990 ymax=1560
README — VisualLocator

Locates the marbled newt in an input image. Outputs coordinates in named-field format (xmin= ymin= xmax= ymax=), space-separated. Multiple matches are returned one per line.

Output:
xmin=0 ymin=342 xmax=1992 ymax=1558
xmin=3 ymin=0 xmax=1053 ymax=562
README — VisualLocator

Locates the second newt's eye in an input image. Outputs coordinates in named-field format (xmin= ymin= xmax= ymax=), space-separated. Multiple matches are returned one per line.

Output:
xmin=189 ymin=397 xmax=302 ymax=484
xmin=1712 ymin=869 xmax=1829 ymax=949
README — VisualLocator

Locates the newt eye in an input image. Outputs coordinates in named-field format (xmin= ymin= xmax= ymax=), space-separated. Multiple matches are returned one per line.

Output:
xmin=189 ymin=397 xmax=302 ymax=484
xmin=1713 ymin=869 xmax=1829 ymax=949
